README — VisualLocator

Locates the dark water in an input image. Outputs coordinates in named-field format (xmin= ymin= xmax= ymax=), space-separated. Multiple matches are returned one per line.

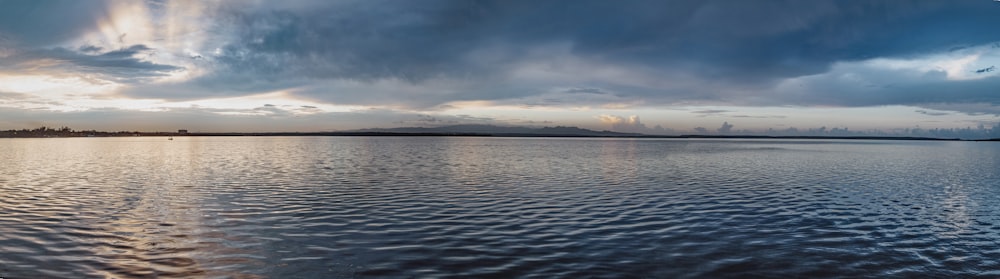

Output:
xmin=2 ymin=137 xmax=1000 ymax=278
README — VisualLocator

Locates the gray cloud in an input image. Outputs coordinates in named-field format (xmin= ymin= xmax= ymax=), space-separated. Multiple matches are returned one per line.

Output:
xmin=0 ymin=44 xmax=183 ymax=81
xmin=915 ymin=110 xmax=950 ymax=116
xmin=115 ymin=0 xmax=1000 ymax=109
xmin=0 ymin=90 xmax=66 ymax=109
xmin=598 ymin=114 xmax=671 ymax=134
xmin=732 ymin=114 xmax=786 ymax=119
xmin=692 ymin=109 xmax=787 ymax=119
xmin=717 ymin=121 xmax=734 ymax=133
xmin=564 ymin=88 xmax=609 ymax=94
xmin=0 ymin=91 xmax=31 ymax=100
xmin=692 ymin=109 xmax=730 ymax=116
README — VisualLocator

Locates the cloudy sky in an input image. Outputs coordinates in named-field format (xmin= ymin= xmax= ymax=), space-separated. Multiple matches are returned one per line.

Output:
xmin=2 ymin=0 xmax=1000 ymax=135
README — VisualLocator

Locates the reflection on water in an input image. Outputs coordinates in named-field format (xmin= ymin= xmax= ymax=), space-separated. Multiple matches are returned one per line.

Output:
xmin=0 ymin=137 xmax=263 ymax=278
xmin=2 ymin=137 xmax=1000 ymax=278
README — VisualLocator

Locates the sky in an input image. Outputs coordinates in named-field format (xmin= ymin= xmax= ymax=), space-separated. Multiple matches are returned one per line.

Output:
xmin=2 ymin=0 xmax=1000 ymax=138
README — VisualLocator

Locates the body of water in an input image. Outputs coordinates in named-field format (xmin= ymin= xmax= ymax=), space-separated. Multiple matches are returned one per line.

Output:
xmin=2 ymin=137 xmax=1000 ymax=278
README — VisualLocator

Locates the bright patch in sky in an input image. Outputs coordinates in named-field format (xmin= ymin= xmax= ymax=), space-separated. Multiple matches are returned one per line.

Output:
xmin=0 ymin=75 xmax=113 ymax=95
xmin=863 ymin=44 xmax=1000 ymax=81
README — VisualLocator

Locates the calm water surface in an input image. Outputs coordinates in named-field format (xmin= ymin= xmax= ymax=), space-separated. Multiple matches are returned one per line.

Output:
xmin=2 ymin=137 xmax=1000 ymax=278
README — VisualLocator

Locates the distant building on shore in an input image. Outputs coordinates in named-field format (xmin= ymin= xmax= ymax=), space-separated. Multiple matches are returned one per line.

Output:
xmin=178 ymin=129 xmax=188 ymax=134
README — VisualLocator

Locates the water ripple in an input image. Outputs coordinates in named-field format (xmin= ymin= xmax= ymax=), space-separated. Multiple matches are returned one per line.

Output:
xmin=2 ymin=137 xmax=1000 ymax=278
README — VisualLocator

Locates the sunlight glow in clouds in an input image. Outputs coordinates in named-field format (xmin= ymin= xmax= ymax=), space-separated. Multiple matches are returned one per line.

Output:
xmin=0 ymin=75 xmax=122 ymax=107
xmin=164 ymin=92 xmax=363 ymax=115
xmin=0 ymin=75 xmax=114 ymax=95
xmin=862 ymin=45 xmax=1000 ymax=81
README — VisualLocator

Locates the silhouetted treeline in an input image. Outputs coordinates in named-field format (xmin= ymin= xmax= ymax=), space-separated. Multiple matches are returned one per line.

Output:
xmin=0 ymin=126 xmax=141 ymax=138
xmin=2 ymin=125 xmax=998 ymax=141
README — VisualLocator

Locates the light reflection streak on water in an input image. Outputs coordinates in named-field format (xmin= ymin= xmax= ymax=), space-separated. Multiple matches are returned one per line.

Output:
xmin=0 ymin=138 xmax=265 ymax=278
xmin=2 ymin=137 xmax=1000 ymax=278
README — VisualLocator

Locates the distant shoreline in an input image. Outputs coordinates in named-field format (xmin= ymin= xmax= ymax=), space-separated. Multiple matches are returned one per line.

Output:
xmin=3 ymin=131 xmax=994 ymax=141
xmin=4 ymin=126 xmax=997 ymax=141
xmin=180 ymin=132 xmax=970 ymax=141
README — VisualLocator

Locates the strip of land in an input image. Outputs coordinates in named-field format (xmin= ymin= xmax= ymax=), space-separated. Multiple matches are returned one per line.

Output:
xmin=1 ymin=126 xmax=985 ymax=141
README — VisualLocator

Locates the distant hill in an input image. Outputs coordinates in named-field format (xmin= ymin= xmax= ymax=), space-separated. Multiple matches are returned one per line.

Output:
xmin=351 ymin=124 xmax=641 ymax=137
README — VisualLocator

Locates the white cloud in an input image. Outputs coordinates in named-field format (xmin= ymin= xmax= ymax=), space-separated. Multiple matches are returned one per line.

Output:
xmin=598 ymin=114 xmax=669 ymax=134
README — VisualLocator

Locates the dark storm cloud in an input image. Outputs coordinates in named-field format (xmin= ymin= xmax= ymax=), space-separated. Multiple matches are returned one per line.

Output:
xmin=0 ymin=44 xmax=183 ymax=81
xmin=210 ymin=0 xmax=506 ymax=81
xmin=78 ymin=45 xmax=103 ymax=53
xmin=207 ymin=1 xmax=999 ymax=81
xmin=157 ymin=0 xmax=1000 ymax=109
